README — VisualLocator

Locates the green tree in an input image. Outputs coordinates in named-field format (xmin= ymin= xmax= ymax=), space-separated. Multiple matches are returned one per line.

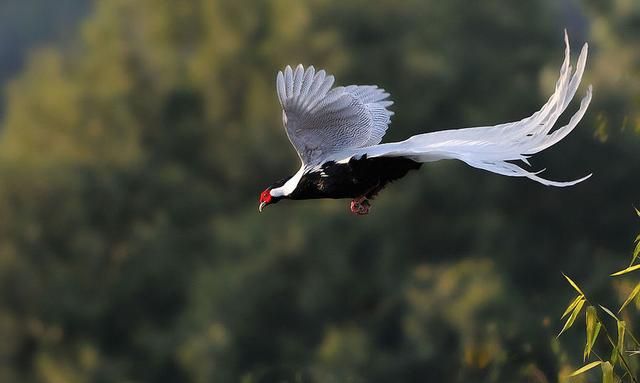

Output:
xmin=0 ymin=0 xmax=638 ymax=382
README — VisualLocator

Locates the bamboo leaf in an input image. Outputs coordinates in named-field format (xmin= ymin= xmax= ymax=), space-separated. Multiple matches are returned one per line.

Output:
xmin=611 ymin=345 xmax=619 ymax=366
xmin=558 ymin=298 xmax=585 ymax=337
xmin=617 ymin=321 xmax=626 ymax=354
xmin=601 ymin=361 xmax=614 ymax=383
xmin=611 ymin=264 xmax=640 ymax=276
xmin=600 ymin=305 xmax=619 ymax=322
xmin=630 ymin=239 xmax=640 ymax=266
xmin=584 ymin=306 xmax=600 ymax=361
xmin=619 ymin=282 xmax=640 ymax=313
xmin=563 ymin=273 xmax=585 ymax=296
xmin=611 ymin=321 xmax=626 ymax=366
xmin=568 ymin=361 xmax=602 ymax=377
xmin=562 ymin=295 xmax=583 ymax=319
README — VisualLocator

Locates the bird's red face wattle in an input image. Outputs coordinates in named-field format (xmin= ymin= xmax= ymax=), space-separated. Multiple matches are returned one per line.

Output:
xmin=258 ymin=188 xmax=272 ymax=212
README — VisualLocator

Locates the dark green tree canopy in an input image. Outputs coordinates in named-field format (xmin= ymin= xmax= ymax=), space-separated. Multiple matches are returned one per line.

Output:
xmin=0 ymin=0 xmax=638 ymax=382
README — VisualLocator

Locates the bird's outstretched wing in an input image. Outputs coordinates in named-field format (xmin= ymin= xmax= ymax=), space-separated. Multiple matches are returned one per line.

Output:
xmin=344 ymin=32 xmax=592 ymax=187
xmin=276 ymin=65 xmax=394 ymax=166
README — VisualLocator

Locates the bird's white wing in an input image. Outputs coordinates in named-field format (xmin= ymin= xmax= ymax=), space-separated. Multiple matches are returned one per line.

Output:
xmin=343 ymin=32 xmax=592 ymax=187
xmin=276 ymin=64 xmax=394 ymax=166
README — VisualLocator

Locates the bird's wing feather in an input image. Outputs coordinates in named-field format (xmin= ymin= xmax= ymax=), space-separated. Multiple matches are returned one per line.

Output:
xmin=342 ymin=32 xmax=592 ymax=187
xmin=276 ymin=65 xmax=393 ymax=166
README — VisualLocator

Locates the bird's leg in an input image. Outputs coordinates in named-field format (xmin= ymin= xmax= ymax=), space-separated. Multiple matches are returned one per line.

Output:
xmin=350 ymin=197 xmax=371 ymax=215
xmin=349 ymin=182 xmax=381 ymax=216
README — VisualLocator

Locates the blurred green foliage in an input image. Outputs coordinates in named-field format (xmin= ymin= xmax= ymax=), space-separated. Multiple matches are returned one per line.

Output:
xmin=0 ymin=0 xmax=91 ymax=117
xmin=0 ymin=0 xmax=638 ymax=382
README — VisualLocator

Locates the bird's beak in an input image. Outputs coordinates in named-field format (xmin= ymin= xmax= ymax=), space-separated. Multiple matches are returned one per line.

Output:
xmin=258 ymin=202 xmax=267 ymax=213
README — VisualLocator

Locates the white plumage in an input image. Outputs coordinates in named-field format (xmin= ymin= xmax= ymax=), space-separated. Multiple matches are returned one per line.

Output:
xmin=277 ymin=66 xmax=394 ymax=166
xmin=275 ymin=31 xmax=592 ymax=193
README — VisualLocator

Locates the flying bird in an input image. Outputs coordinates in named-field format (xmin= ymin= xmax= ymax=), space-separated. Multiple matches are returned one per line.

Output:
xmin=259 ymin=33 xmax=592 ymax=215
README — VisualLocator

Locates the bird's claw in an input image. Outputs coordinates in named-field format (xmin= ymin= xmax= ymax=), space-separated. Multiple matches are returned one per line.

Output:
xmin=350 ymin=198 xmax=371 ymax=215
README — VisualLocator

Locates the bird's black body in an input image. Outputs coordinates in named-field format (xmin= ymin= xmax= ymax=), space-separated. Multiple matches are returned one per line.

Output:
xmin=289 ymin=155 xmax=421 ymax=200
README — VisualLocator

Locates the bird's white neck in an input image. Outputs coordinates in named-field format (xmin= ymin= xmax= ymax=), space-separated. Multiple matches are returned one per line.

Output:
xmin=270 ymin=165 xmax=305 ymax=197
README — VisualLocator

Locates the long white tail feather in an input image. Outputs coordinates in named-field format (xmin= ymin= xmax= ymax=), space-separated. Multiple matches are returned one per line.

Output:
xmin=340 ymin=32 xmax=592 ymax=187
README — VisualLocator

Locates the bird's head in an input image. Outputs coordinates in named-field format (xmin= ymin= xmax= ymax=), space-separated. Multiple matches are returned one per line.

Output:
xmin=258 ymin=187 xmax=284 ymax=212
xmin=258 ymin=188 xmax=273 ymax=212
xmin=258 ymin=176 xmax=293 ymax=212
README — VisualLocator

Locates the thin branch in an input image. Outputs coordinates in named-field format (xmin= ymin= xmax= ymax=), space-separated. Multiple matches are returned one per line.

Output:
xmin=625 ymin=327 xmax=640 ymax=348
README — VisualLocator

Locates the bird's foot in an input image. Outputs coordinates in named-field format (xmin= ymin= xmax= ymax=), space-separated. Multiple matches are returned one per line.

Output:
xmin=350 ymin=197 xmax=371 ymax=215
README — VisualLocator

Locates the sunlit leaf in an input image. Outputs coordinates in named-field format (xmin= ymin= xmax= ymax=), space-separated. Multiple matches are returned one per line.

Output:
xmin=619 ymin=282 xmax=640 ymax=313
xmin=611 ymin=321 xmax=626 ymax=366
xmin=584 ymin=306 xmax=600 ymax=361
xmin=568 ymin=361 xmax=601 ymax=377
xmin=600 ymin=305 xmax=619 ymax=322
xmin=601 ymin=361 xmax=614 ymax=383
xmin=630 ymin=239 xmax=640 ymax=266
xmin=562 ymin=295 xmax=583 ymax=319
xmin=593 ymin=323 xmax=601 ymax=354
xmin=562 ymin=273 xmax=585 ymax=296
xmin=617 ymin=321 xmax=626 ymax=353
xmin=558 ymin=298 xmax=585 ymax=337
xmin=635 ymin=206 xmax=640 ymax=217
xmin=611 ymin=264 xmax=640 ymax=276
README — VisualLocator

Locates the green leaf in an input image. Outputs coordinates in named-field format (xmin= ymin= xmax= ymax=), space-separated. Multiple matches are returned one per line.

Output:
xmin=562 ymin=295 xmax=583 ymax=319
xmin=630 ymin=239 xmax=640 ymax=266
xmin=611 ymin=264 xmax=640 ymax=276
xmin=600 ymin=305 xmax=619 ymax=322
xmin=617 ymin=321 xmax=626 ymax=353
xmin=601 ymin=361 xmax=614 ymax=383
xmin=568 ymin=361 xmax=602 ymax=377
xmin=584 ymin=306 xmax=600 ymax=361
xmin=563 ymin=273 xmax=585 ymax=296
xmin=593 ymin=323 xmax=601 ymax=354
xmin=611 ymin=345 xmax=619 ymax=366
xmin=619 ymin=282 xmax=640 ymax=313
xmin=558 ymin=297 xmax=585 ymax=337
xmin=611 ymin=320 xmax=626 ymax=366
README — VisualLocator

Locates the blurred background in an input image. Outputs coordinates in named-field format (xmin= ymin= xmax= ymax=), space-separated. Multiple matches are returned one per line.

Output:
xmin=0 ymin=0 xmax=638 ymax=382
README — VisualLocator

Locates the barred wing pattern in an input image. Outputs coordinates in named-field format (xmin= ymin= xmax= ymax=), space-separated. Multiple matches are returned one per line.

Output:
xmin=276 ymin=65 xmax=394 ymax=166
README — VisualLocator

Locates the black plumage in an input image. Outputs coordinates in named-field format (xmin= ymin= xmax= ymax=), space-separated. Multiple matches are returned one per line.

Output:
xmin=288 ymin=155 xmax=421 ymax=200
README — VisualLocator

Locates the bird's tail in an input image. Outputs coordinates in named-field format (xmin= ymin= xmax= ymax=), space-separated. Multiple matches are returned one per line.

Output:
xmin=354 ymin=31 xmax=592 ymax=187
